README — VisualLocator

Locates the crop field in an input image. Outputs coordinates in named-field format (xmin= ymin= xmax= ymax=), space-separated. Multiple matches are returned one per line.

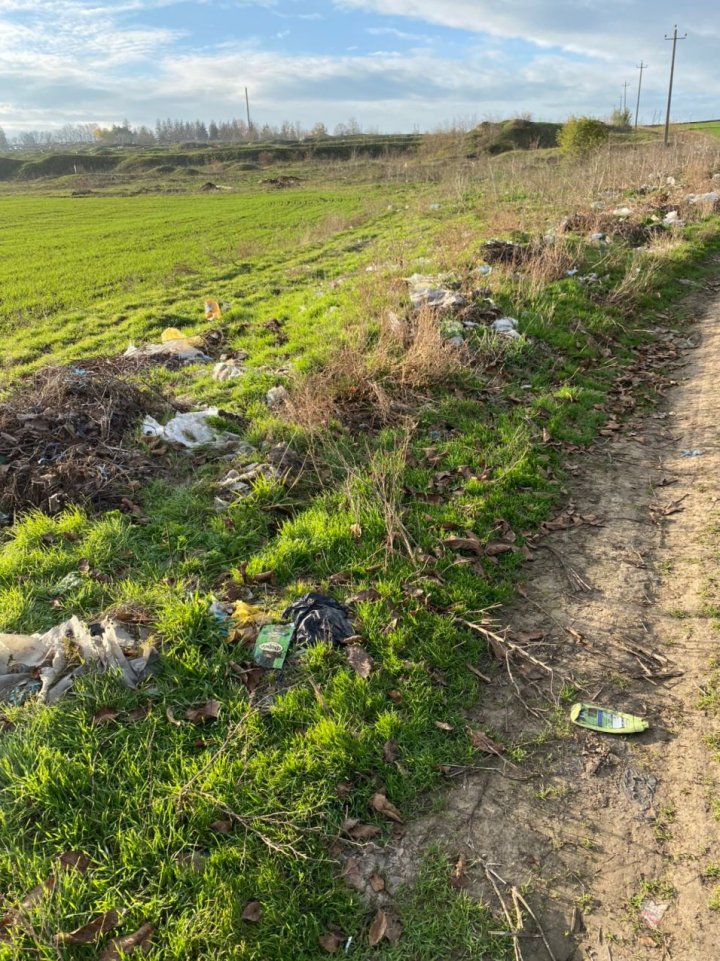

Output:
xmin=1 ymin=134 xmax=720 ymax=959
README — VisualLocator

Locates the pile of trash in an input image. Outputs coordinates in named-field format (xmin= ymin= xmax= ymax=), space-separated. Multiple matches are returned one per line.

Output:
xmin=0 ymin=362 xmax=172 ymax=518
xmin=560 ymin=210 xmax=664 ymax=246
xmin=0 ymin=616 xmax=156 ymax=706
xmin=123 ymin=327 xmax=225 ymax=368
xmin=406 ymin=274 xmax=467 ymax=311
xmin=142 ymin=408 xmax=249 ymax=452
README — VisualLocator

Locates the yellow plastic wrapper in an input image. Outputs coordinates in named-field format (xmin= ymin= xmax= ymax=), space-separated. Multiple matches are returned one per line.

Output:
xmin=160 ymin=327 xmax=204 ymax=347
xmin=232 ymin=601 xmax=267 ymax=626
xmin=205 ymin=299 xmax=222 ymax=321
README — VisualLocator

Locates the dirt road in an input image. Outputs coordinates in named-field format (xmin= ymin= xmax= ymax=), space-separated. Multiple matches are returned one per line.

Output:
xmin=354 ymin=277 xmax=720 ymax=958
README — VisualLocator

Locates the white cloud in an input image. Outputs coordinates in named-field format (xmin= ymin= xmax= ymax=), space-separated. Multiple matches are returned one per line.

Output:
xmin=0 ymin=0 xmax=717 ymax=132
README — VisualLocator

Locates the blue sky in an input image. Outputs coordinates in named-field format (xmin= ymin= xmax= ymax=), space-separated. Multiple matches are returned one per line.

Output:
xmin=0 ymin=0 xmax=717 ymax=134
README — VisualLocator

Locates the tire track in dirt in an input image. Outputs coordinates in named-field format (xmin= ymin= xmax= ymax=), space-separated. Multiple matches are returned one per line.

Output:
xmin=350 ymin=274 xmax=720 ymax=959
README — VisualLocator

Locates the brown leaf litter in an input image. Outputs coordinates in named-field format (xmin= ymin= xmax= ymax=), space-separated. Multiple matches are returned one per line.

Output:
xmin=0 ymin=361 xmax=174 ymax=517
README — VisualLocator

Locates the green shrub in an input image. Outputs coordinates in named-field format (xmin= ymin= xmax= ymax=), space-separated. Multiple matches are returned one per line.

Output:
xmin=557 ymin=116 xmax=609 ymax=156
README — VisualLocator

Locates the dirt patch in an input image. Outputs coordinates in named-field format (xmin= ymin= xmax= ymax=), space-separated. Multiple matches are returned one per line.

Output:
xmin=0 ymin=361 xmax=173 ymax=518
xmin=342 ymin=272 xmax=720 ymax=959
xmin=260 ymin=176 xmax=302 ymax=189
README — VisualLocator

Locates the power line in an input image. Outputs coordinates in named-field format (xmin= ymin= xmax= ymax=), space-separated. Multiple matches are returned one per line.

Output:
xmin=635 ymin=62 xmax=648 ymax=130
xmin=664 ymin=26 xmax=687 ymax=147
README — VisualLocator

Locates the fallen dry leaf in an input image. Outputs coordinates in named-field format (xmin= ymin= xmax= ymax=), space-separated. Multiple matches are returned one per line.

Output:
xmin=92 ymin=707 xmax=119 ymax=727
xmin=370 ymin=792 xmax=403 ymax=824
xmin=319 ymin=930 xmax=344 ymax=953
xmin=241 ymin=901 xmax=263 ymax=923
xmin=19 ymin=876 xmax=56 ymax=911
xmin=56 ymin=909 xmax=119 ymax=945
xmin=434 ymin=720 xmax=454 ymax=732
xmin=125 ymin=705 xmax=150 ymax=723
xmin=342 ymin=857 xmax=365 ymax=891
xmin=369 ymin=873 xmax=385 ymax=893
xmin=173 ymin=850 xmax=206 ymax=872
xmin=441 ymin=534 xmax=482 ymax=554
xmin=346 ymin=646 xmax=374 ymax=679
xmin=387 ymin=690 xmax=402 ymax=703
xmin=468 ymin=729 xmax=505 ymax=756
xmin=449 ymin=855 xmax=468 ymax=890
xmin=99 ymin=922 xmax=154 ymax=960
xmin=209 ymin=820 xmax=233 ymax=835
xmin=335 ymin=781 xmax=352 ymax=801
xmin=385 ymin=914 xmax=403 ymax=945
xmin=165 ymin=707 xmax=182 ymax=727
xmin=368 ymin=909 xmax=388 ymax=947
xmin=342 ymin=819 xmax=382 ymax=841
xmin=185 ymin=700 xmax=221 ymax=724
xmin=58 ymin=851 xmax=91 ymax=873
xmin=348 ymin=588 xmax=381 ymax=604
xmin=383 ymin=740 xmax=399 ymax=764
xmin=484 ymin=541 xmax=515 ymax=557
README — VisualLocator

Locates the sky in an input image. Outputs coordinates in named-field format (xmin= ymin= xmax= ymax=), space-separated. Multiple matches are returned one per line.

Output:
xmin=0 ymin=0 xmax=717 ymax=134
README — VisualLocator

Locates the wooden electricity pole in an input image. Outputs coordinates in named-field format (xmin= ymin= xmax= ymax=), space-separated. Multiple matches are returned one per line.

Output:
xmin=635 ymin=62 xmax=647 ymax=130
xmin=664 ymin=26 xmax=687 ymax=146
xmin=245 ymin=87 xmax=252 ymax=131
xmin=622 ymin=81 xmax=630 ymax=114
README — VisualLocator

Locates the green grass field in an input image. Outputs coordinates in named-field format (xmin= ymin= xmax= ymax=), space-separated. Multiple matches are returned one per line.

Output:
xmin=1 ymin=144 xmax=720 ymax=959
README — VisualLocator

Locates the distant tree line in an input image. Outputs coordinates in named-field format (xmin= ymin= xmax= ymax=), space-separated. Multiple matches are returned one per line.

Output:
xmin=0 ymin=116 xmax=371 ymax=149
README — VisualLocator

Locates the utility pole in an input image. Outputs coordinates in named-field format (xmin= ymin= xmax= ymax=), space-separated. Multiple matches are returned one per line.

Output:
xmin=664 ymin=25 xmax=687 ymax=146
xmin=622 ymin=81 xmax=630 ymax=114
xmin=635 ymin=61 xmax=647 ymax=130
xmin=245 ymin=87 xmax=252 ymax=131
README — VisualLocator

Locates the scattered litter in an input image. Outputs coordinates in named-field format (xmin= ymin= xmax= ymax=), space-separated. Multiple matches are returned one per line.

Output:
xmin=565 ymin=268 xmax=579 ymax=277
xmin=429 ymin=203 xmax=442 ymax=210
xmin=406 ymin=274 xmax=466 ymax=311
xmin=253 ymin=624 xmax=295 ymax=669
xmin=475 ymin=264 xmax=492 ymax=276
xmin=621 ymin=767 xmax=658 ymax=814
xmin=124 ymin=329 xmax=211 ymax=364
xmin=283 ymin=593 xmax=355 ymax=647
xmin=0 ymin=616 xmax=155 ymax=706
xmin=686 ymin=191 xmax=720 ymax=206
xmin=491 ymin=317 xmax=521 ymax=340
xmin=680 ymin=449 xmax=704 ymax=458
xmin=214 ymin=463 xmax=275 ymax=509
xmin=666 ymin=176 xmax=677 ymax=186
xmin=213 ymin=361 xmax=245 ymax=381
xmin=266 ymin=386 xmax=290 ymax=407
xmin=578 ymin=272 xmax=601 ymax=286
xmin=570 ymin=703 xmax=649 ymax=734
xmin=204 ymin=300 xmax=222 ymax=321
xmin=589 ymin=232 xmax=607 ymax=243
xmin=613 ymin=206 xmax=633 ymax=217
xmin=640 ymin=899 xmax=670 ymax=929
xmin=663 ymin=210 xmax=681 ymax=225
xmin=142 ymin=408 xmax=244 ymax=451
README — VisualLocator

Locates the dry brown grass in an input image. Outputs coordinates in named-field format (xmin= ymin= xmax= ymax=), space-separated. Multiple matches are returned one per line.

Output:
xmin=285 ymin=307 xmax=462 ymax=432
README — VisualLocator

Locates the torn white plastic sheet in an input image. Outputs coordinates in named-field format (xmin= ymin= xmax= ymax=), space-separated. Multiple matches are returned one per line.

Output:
xmin=142 ymin=408 xmax=244 ymax=450
xmin=213 ymin=361 xmax=245 ymax=381
xmin=491 ymin=317 xmax=522 ymax=340
xmin=686 ymin=191 xmax=720 ymax=205
xmin=406 ymin=274 xmax=467 ymax=311
xmin=0 ymin=617 xmax=155 ymax=706
xmin=124 ymin=340 xmax=211 ymax=363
